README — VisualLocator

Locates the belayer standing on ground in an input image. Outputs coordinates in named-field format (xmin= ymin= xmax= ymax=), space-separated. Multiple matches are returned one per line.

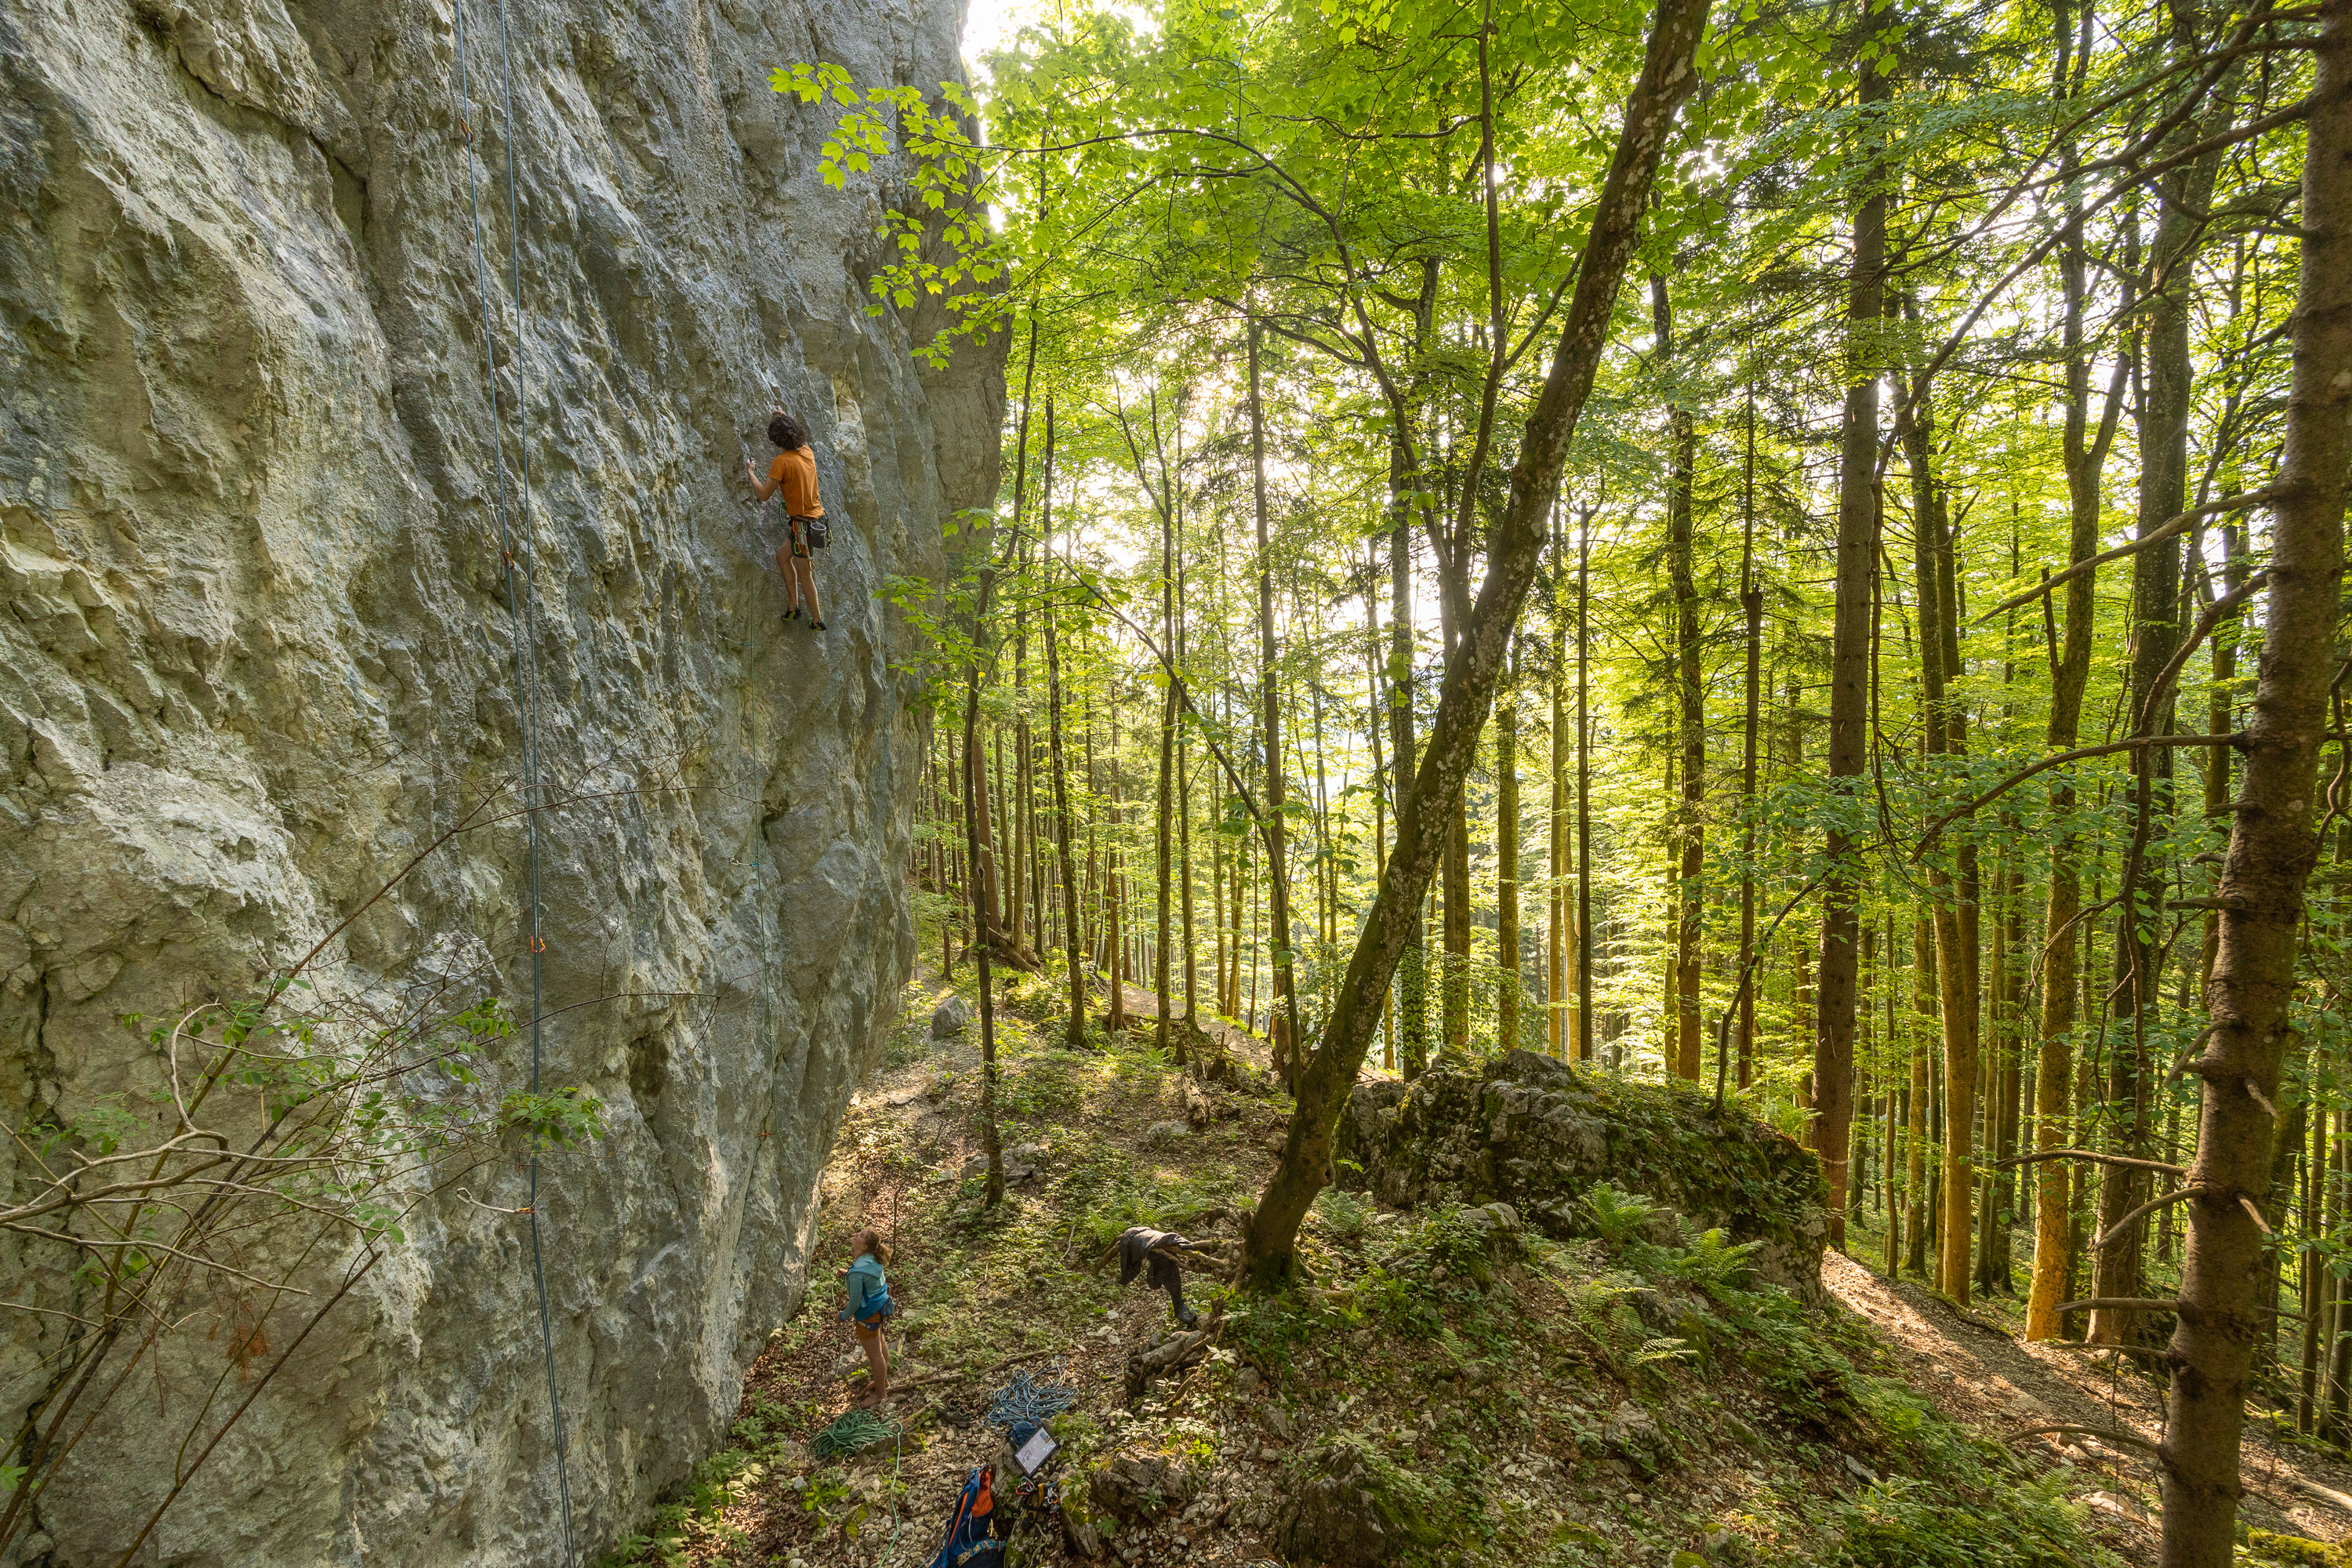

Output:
xmin=838 ymin=1228 xmax=894 ymax=1406
xmin=743 ymin=408 xmax=826 ymax=630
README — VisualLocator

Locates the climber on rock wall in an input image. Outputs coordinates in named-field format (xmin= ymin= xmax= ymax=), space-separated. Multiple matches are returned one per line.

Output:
xmin=743 ymin=408 xmax=828 ymax=631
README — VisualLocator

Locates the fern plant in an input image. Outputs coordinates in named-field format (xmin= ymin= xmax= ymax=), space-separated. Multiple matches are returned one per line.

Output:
xmin=1665 ymin=1229 xmax=1764 ymax=1295
xmin=1580 ymin=1181 xmax=1664 ymax=1247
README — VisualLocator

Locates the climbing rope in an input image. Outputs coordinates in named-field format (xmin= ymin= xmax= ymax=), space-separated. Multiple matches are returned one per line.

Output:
xmin=985 ymin=1367 xmax=1078 ymax=1429
xmin=451 ymin=0 xmax=572 ymax=1556
xmin=811 ymin=1406 xmax=902 ymax=1460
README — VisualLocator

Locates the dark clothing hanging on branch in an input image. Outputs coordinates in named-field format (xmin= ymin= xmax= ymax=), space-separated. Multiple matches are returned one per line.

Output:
xmin=1116 ymin=1225 xmax=1199 ymax=1327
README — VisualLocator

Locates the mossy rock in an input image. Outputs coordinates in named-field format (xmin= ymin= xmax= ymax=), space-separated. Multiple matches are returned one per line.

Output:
xmin=1336 ymin=1049 xmax=1828 ymax=1300
xmin=2249 ymin=1531 xmax=2352 ymax=1566
xmin=1272 ymin=1433 xmax=1449 ymax=1565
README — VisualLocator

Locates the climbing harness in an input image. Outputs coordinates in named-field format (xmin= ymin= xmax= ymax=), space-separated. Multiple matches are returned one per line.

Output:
xmin=450 ymin=0 xmax=572 ymax=1555
xmin=985 ymin=1367 xmax=1078 ymax=1430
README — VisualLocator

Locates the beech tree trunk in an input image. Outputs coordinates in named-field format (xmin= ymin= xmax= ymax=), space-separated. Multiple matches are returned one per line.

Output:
xmin=1243 ymin=0 xmax=1709 ymax=1278
xmin=1039 ymin=404 xmax=1087 ymax=1053
xmin=1247 ymin=321 xmax=1299 ymax=1087
xmin=2160 ymin=13 xmax=2351 ymax=1561
xmin=2026 ymin=0 xmax=2111 ymax=1338
xmin=1498 ymin=646 xmax=1521 ymax=1047
xmin=1815 ymin=27 xmax=1889 ymax=1250
xmin=1656 ymin=274 xmax=1704 ymax=1082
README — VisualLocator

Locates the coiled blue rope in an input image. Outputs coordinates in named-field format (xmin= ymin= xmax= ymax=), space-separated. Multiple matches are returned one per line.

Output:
xmin=986 ymin=1367 xmax=1078 ymax=1429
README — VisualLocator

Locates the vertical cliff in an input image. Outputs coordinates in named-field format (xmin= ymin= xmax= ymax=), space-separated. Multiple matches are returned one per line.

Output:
xmin=0 ymin=0 xmax=1000 ymax=1559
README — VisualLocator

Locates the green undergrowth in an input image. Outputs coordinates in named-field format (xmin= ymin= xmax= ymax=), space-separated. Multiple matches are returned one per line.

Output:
xmin=1210 ymin=1182 xmax=2123 ymax=1567
xmin=604 ymin=969 xmax=2129 ymax=1568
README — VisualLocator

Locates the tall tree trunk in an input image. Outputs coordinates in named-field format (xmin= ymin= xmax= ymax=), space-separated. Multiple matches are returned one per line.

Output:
xmin=1444 ymin=789 xmax=1472 ymax=1057
xmin=1243 ymin=0 xmax=1708 ymax=1276
xmin=1391 ymin=424 xmax=1430 ymax=1080
xmin=1157 ymin=426 xmax=1178 ymax=1060
xmin=1040 ymin=404 xmax=1086 ymax=1053
xmin=1577 ymin=517 xmax=1595 ymax=1064
xmin=2160 ymin=12 xmax=2351 ymax=1557
xmin=1814 ymin=25 xmax=1890 ymax=1251
xmin=2026 ymin=0 xmax=2113 ymax=1339
xmin=1499 ymin=644 xmax=1521 ymax=1046
xmin=964 ymin=574 xmax=1007 ymax=1207
xmin=1661 ymin=308 xmax=1704 ymax=1082
xmin=1738 ymin=390 xmax=1762 ymax=1091
xmin=1907 ymin=918 xmax=1934 ymax=1276
xmin=1552 ymin=503 xmax=1570 ymax=1058
xmin=2095 ymin=13 xmax=2234 ymax=1348
xmin=1107 ymin=704 xmax=1126 ymax=1033
xmin=1903 ymin=366 xmax=1978 ymax=1301
xmin=1247 ymin=321 xmax=1299 ymax=1087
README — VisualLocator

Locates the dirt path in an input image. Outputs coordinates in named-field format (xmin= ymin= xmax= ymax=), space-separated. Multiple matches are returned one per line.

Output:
xmin=1824 ymin=1250 xmax=2352 ymax=1549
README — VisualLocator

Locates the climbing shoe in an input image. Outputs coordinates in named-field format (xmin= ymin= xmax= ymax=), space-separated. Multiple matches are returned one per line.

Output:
xmin=811 ymin=619 xmax=826 ymax=631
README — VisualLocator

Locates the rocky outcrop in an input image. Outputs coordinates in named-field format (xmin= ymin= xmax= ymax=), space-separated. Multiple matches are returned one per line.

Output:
xmin=1337 ymin=1050 xmax=1829 ymax=1299
xmin=0 ymin=0 xmax=1000 ymax=1561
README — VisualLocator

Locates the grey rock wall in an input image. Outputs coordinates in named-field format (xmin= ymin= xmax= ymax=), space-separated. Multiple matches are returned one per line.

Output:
xmin=0 ymin=0 xmax=1000 ymax=1559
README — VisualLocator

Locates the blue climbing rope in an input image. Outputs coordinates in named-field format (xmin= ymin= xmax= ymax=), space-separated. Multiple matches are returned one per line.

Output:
xmin=451 ymin=0 xmax=573 ymax=1556
xmin=986 ymin=1367 xmax=1078 ymax=1429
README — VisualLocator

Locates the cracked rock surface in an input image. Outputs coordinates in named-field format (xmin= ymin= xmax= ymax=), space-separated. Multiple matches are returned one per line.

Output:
xmin=0 ymin=0 xmax=1000 ymax=1560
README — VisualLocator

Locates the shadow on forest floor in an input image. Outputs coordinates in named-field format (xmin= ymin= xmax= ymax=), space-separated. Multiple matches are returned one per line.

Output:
xmin=597 ymin=960 xmax=2336 ymax=1567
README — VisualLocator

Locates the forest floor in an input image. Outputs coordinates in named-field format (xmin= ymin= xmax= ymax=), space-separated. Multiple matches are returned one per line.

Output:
xmin=604 ymin=965 xmax=2350 ymax=1568
xmin=1823 ymin=1250 xmax=2352 ymax=1551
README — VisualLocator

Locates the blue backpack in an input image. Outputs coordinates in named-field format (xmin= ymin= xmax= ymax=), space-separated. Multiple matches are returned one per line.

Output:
xmin=925 ymin=1465 xmax=1004 ymax=1568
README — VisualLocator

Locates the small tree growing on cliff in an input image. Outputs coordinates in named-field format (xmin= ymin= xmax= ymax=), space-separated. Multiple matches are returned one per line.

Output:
xmin=0 ymin=800 xmax=605 ymax=1562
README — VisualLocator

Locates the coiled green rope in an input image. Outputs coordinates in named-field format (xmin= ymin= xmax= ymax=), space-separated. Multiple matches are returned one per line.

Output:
xmin=811 ymin=1406 xmax=901 ymax=1459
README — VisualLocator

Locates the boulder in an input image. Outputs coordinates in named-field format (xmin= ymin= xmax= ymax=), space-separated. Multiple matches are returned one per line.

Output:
xmin=1087 ymin=1451 xmax=1194 ymax=1523
xmin=1272 ymin=1436 xmax=1439 ymax=1565
xmin=1602 ymin=1400 xmax=1674 ymax=1475
xmin=1143 ymin=1119 xmax=1191 ymax=1149
xmin=931 ymin=996 xmax=975 ymax=1039
xmin=1336 ymin=1049 xmax=1828 ymax=1299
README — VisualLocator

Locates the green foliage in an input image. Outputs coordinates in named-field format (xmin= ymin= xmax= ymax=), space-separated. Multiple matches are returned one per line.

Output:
xmin=1663 ymin=1229 xmax=1765 ymax=1296
xmin=1818 ymin=1471 xmax=2098 ymax=1568
xmin=1580 ymin=1181 xmax=1665 ymax=1247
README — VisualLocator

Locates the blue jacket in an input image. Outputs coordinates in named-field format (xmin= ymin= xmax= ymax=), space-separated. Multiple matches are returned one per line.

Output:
xmin=841 ymin=1254 xmax=892 ymax=1325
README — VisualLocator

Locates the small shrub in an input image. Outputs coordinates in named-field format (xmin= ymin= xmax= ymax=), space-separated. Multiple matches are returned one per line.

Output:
xmin=1312 ymin=1188 xmax=1374 ymax=1247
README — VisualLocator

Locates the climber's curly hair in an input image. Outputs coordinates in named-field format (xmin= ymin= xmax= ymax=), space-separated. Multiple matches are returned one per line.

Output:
xmin=769 ymin=412 xmax=808 ymax=451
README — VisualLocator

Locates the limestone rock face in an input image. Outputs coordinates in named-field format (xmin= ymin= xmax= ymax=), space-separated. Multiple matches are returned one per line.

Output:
xmin=0 ymin=0 xmax=1000 ymax=1559
xmin=1338 ymin=1050 xmax=1829 ymax=1299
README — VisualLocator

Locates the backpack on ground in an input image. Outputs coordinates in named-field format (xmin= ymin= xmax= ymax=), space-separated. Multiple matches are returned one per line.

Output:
xmin=924 ymin=1465 xmax=1004 ymax=1568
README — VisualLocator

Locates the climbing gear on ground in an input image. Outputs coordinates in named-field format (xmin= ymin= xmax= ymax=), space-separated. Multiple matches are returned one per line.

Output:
xmin=924 ymin=1465 xmax=1005 ymax=1568
xmin=985 ymin=1367 xmax=1078 ymax=1431
xmin=1007 ymin=1419 xmax=1059 ymax=1475
xmin=1118 ymin=1225 xmax=1202 ymax=1327
xmin=1003 ymin=1474 xmax=1062 ymax=1539
xmin=811 ymin=1406 xmax=902 ymax=1460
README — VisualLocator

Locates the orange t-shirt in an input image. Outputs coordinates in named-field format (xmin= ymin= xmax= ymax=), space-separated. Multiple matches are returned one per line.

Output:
xmin=769 ymin=446 xmax=823 ymax=519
